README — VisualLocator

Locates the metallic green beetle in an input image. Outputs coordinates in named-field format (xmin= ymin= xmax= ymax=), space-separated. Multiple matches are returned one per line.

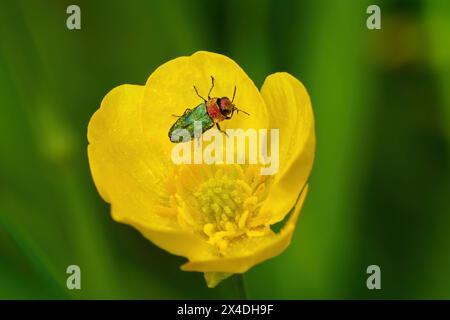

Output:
xmin=168 ymin=76 xmax=249 ymax=143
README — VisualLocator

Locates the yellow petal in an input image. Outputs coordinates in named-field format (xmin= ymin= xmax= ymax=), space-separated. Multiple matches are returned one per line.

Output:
xmin=257 ymin=73 xmax=315 ymax=224
xmin=180 ymin=185 xmax=309 ymax=274
xmin=140 ymin=51 xmax=269 ymax=157
xmin=123 ymin=215 xmax=216 ymax=261
xmin=87 ymin=84 xmax=215 ymax=261
xmin=87 ymin=84 xmax=168 ymax=220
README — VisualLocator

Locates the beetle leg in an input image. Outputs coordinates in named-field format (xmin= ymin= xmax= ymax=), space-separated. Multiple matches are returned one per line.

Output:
xmin=208 ymin=76 xmax=215 ymax=100
xmin=225 ymin=109 xmax=234 ymax=119
xmin=193 ymin=86 xmax=207 ymax=103
xmin=216 ymin=123 xmax=228 ymax=137
xmin=224 ymin=108 xmax=235 ymax=120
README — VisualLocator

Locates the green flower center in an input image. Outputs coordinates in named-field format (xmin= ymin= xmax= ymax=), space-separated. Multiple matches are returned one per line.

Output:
xmin=191 ymin=168 xmax=269 ymax=254
xmin=196 ymin=175 xmax=257 ymax=225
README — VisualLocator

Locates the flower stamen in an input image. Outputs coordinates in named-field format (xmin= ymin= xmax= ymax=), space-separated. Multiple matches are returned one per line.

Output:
xmin=173 ymin=165 xmax=271 ymax=255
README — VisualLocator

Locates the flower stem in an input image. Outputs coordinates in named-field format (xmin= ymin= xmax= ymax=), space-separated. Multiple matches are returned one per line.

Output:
xmin=234 ymin=274 xmax=248 ymax=300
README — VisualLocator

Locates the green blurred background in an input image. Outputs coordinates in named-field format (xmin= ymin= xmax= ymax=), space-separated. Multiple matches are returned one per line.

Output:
xmin=1 ymin=0 xmax=449 ymax=299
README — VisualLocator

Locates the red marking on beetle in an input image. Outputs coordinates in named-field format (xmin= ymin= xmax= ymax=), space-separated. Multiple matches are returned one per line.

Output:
xmin=207 ymin=99 xmax=225 ymax=122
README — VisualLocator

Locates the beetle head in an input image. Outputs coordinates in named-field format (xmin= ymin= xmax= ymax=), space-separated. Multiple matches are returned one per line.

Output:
xmin=217 ymin=97 xmax=234 ymax=117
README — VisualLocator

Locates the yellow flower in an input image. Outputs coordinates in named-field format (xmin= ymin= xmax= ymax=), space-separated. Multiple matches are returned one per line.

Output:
xmin=87 ymin=51 xmax=315 ymax=288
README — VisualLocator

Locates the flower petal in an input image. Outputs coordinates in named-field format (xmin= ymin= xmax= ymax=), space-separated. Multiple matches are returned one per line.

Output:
xmin=87 ymin=84 xmax=215 ymax=261
xmin=180 ymin=185 xmax=309 ymax=274
xmin=140 ymin=51 xmax=269 ymax=156
xmin=257 ymin=73 xmax=315 ymax=224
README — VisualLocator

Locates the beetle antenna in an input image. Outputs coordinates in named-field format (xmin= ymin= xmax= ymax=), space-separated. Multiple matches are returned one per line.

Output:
xmin=231 ymin=85 xmax=236 ymax=103
xmin=208 ymin=76 xmax=215 ymax=99
xmin=193 ymin=85 xmax=207 ymax=103
xmin=234 ymin=106 xmax=250 ymax=116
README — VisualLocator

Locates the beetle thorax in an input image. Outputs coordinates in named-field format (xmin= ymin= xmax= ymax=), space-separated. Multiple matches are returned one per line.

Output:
xmin=206 ymin=98 xmax=225 ymax=122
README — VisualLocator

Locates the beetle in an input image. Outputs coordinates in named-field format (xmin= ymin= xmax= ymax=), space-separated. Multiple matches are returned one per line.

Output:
xmin=168 ymin=76 xmax=249 ymax=143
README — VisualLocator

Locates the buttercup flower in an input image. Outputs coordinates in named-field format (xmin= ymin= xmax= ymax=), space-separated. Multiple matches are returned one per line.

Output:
xmin=87 ymin=51 xmax=315 ymax=287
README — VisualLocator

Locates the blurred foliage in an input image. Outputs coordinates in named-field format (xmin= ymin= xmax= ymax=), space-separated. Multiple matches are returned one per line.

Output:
xmin=0 ymin=0 xmax=449 ymax=299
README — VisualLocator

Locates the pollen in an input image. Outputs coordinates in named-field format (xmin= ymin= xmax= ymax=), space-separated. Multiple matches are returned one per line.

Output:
xmin=173 ymin=165 xmax=271 ymax=255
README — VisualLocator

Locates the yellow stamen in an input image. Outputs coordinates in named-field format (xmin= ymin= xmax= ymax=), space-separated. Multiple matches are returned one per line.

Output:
xmin=174 ymin=165 xmax=272 ymax=255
